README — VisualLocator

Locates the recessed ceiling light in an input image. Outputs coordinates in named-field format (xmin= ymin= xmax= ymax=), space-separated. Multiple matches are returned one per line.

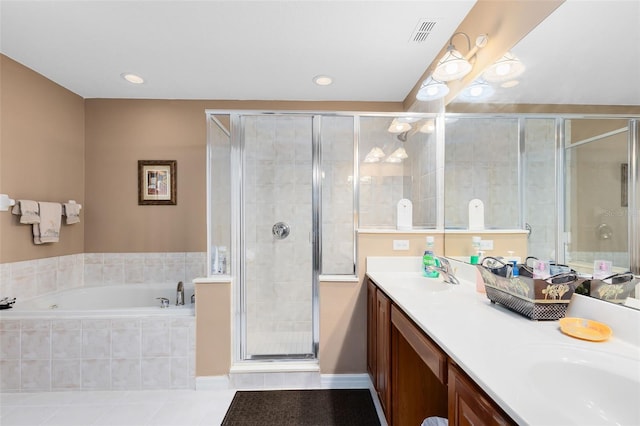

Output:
xmin=121 ymin=73 xmax=144 ymax=84
xmin=313 ymin=75 xmax=333 ymax=86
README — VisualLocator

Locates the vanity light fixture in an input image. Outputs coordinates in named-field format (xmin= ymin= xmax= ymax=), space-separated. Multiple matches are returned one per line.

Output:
xmin=389 ymin=147 xmax=409 ymax=160
xmin=419 ymin=119 xmax=436 ymax=133
xmin=387 ymin=119 xmax=412 ymax=134
xmin=482 ymin=51 xmax=525 ymax=82
xmin=121 ymin=73 xmax=144 ymax=84
xmin=313 ymin=75 xmax=333 ymax=86
xmin=416 ymin=76 xmax=450 ymax=101
xmin=364 ymin=147 xmax=386 ymax=163
xmin=459 ymin=79 xmax=495 ymax=101
xmin=432 ymin=32 xmax=488 ymax=82
xmin=396 ymin=116 xmax=421 ymax=124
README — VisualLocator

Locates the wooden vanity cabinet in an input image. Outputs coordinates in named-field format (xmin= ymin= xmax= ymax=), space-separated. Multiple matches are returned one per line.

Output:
xmin=391 ymin=305 xmax=448 ymax=426
xmin=366 ymin=278 xmax=377 ymax=386
xmin=366 ymin=276 xmax=516 ymax=426
xmin=367 ymin=277 xmax=392 ymax=423
xmin=448 ymin=362 xmax=514 ymax=426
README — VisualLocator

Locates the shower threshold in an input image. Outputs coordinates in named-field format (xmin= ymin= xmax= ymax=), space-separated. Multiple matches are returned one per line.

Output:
xmin=230 ymin=359 xmax=320 ymax=374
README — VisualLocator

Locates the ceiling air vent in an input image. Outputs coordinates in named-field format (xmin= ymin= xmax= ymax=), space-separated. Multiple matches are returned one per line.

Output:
xmin=410 ymin=19 xmax=437 ymax=43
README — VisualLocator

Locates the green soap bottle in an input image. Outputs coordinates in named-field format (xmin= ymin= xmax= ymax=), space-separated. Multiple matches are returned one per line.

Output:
xmin=422 ymin=236 xmax=440 ymax=278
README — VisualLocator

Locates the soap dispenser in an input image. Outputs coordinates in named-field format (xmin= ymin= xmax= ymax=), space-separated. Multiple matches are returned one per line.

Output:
xmin=422 ymin=236 xmax=439 ymax=278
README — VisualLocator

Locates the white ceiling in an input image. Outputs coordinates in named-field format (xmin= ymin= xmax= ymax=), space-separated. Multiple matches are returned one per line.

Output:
xmin=467 ymin=0 xmax=640 ymax=106
xmin=1 ymin=0 xmax=639 ymax=106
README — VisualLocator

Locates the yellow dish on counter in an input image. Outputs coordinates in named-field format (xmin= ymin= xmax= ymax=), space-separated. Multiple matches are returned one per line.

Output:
xmin=559 ymin=317 xmax=612 ymax=342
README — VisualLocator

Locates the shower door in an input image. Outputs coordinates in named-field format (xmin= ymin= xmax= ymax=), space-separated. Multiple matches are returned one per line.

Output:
xmin=563 ymin=119 xmax=631 ymax=271
xmin=240 ymin=114 xmax=316 ymax=359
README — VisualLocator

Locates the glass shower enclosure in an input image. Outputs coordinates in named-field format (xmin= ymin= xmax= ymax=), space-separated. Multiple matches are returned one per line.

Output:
xmin=206 ymin=110 xmax=438 ymax=362
xmin=207 ymin=113 xmax=321 ymax=361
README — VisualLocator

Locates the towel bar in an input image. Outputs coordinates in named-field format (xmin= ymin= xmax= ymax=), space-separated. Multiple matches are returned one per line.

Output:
xmin=0 ymin=194 xmax=16 ymax=211
xmin=5 ymin=198 xmax=82 ymax=214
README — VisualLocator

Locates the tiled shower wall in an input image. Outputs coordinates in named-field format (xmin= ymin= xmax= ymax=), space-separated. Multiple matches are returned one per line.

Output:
xmin=406 ymin=129 xmax=438 ymax=227
xmin=359 ymin=117 xmax=436 ymax=228
xmin=243 ymin=116 xmax=313 ymax=351
xmin=321 ymin=116 xmax=355 ymax=275
xmin=444 ymin=118 xmax=520 ymax=229
xmin=524 ymin=119 xmax=556 ymax=259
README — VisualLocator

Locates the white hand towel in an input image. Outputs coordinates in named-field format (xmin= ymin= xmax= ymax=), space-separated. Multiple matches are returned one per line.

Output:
xmin=33 ymin=202 xmax=62 ymax=244
xmin=63 ymin=203 xmax=81 ymax=224
xmin=11 ymin=200 xmax=41 ymax=224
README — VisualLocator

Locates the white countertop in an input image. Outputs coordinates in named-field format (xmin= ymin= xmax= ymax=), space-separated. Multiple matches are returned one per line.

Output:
xmin=366 ymin=257 xmax=640 ymax=426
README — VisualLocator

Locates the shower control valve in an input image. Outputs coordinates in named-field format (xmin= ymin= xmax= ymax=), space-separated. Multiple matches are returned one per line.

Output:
xmin=272 ymin=222 xmax=291 ymax=240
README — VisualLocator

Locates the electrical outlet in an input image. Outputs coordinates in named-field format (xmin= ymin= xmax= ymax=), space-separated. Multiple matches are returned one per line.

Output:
xmin=480 ymin=239 xmax=494 ymax=250
xmin=393 ymin=240 xmax=409 ymax=251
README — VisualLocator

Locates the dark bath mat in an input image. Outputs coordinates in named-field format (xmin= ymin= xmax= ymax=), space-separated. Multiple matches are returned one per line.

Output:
xmin=221 ymin=388 xmax=382 ymax=426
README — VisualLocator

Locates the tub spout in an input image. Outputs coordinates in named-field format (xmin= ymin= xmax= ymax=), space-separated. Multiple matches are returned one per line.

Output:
xmin=176 ymin=281 xmax=185 ymax=306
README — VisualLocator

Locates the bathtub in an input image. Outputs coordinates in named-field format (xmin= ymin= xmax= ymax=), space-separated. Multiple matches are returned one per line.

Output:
xmin=0 ymin=283 xmax=196 ymax=391
xmin=1 ymin=283 xmax=195 ymax=317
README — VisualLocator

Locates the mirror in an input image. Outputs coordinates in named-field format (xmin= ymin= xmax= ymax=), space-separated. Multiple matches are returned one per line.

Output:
xmin=441 ymin=114 xmax=638 ymax=308
xmin=438 ymin=1 xmax=639 ymax=308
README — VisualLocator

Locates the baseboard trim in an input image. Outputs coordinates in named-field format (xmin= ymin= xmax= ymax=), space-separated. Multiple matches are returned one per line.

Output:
xmin=320 ymin=374 xmax=373 ymax=389
xmin=195 ymin=375 xmax=230 ymax=390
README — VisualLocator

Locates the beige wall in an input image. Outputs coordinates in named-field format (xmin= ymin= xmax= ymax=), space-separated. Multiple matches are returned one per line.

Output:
xmin=0 ymin=55 xmax=85 ymax=263
xmin=83 ymin=99 xmax=401 ymax=254
xmin=443 ymin=232 xmax=528 ymax=260
xmin=2 ymin=54 xmax=402 ymax=259
xmin=319 ymin=280 xmax=366 ymax=374
xmin=318 ymin=231 xmax=446 ymax=375
xmin=84 ymin=99 xmax=208 ymax=253
xmin=194 ymin=281 xmax=232 ymax=377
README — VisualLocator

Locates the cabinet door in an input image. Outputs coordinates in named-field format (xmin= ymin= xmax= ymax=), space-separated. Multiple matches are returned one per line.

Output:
xmin=391 ymin=305 xmax=448 ymax=426
xmin=376 ymin=289 xmax=392 ymax=422
xmin=448 ymin=363 xmax=515 ymax=426
xmin=366 ymin=278 xmax=377 ymax=386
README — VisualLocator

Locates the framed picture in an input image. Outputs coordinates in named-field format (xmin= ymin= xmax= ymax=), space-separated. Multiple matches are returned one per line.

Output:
xmin=138 ymin=160 xmax=177 ymax=205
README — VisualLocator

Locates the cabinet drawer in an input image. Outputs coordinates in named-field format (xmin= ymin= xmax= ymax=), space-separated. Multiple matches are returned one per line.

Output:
xmin=391 ymin=305 xmax=446 ymax=384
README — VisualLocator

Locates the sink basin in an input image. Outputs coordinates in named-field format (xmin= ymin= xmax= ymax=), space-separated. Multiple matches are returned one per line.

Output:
xmin=514 ymin=345 xmax=640 ymax=425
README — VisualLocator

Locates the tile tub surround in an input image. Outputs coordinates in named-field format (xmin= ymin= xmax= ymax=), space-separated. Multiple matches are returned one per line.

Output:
xmin=0 ymin=252 xmax=206 ymax=301
xmin=0 ymin=316 xmax=195 ymax=392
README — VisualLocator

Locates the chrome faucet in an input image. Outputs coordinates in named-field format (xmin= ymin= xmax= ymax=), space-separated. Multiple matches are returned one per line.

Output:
xmin=426 ymin=257 xmax=460 ymax=285
xmin=176 ymin=281 xmax=185 ymax=306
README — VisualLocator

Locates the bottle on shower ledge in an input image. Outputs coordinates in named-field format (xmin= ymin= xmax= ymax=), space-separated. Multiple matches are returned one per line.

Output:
xmin=218 ymin=246 xmax=228 ymax=275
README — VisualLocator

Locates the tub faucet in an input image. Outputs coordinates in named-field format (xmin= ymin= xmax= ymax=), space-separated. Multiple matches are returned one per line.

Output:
xmin=176 ymin=281 xmax=185 ymax=306
xmin=426 ymin=257 xmax=460 ymax=285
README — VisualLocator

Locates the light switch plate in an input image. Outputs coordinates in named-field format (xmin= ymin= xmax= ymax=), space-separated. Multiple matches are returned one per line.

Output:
xmin=480 ymin=239 xmax=494 ymax=250
xmin=393 ymin=240 xmax=410 ymax=251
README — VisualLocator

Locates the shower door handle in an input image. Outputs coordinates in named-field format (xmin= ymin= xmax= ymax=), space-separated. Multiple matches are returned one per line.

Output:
xmin=272 ymin=222 xmax=290 ymax=240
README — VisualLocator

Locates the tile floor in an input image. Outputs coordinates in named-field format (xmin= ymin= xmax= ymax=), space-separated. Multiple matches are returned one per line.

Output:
xmin=0 ymin=387 xmax=388 ymax=426
xmin=0 ymin=389 xmax=236 ymax=426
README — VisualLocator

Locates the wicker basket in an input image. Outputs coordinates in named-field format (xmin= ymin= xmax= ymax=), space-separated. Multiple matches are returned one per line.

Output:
xmin=577 ymin=272 xmax=639 ymax=304
xmin=477 ymin=258 xmax=582 ymax=321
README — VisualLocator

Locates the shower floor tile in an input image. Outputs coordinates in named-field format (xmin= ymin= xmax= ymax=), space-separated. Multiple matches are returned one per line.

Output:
xmin=246 ymin=331 xmax=312 ymax=356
